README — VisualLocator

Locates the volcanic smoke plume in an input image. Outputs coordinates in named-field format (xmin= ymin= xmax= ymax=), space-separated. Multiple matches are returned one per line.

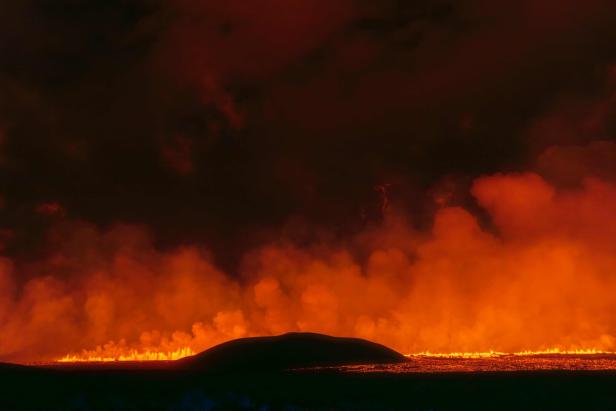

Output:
xmin=2 ymin=0 xmax=616 ymax=362
xmin=3 ymin=165 xmax=616 ymax=362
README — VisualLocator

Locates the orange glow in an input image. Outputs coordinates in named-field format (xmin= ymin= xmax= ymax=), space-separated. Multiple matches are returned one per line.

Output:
xmin=57 ymin=348 xmax=615 ymax=364
xmin=4 ymin=171 xmax=616 ymax=364
xmin=58 ymin=347 xmax=194 ymax=362
xmin=406 ymin=349 xmax=615 ymax=359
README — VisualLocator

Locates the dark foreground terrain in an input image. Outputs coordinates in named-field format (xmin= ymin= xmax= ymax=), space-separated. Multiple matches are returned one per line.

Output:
xmin=2 ymin=334 xmax=616 ymax=410
xmin=4 ymin=364 xmax=616 ymax=410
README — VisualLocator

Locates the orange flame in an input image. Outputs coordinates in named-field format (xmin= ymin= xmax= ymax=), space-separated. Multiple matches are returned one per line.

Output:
xmin=56 ymin=348 xmax=616 ymax=363
xmin=406 ymin=348 xmax=616 ymax=359
xmin=58 ymin=347 xmax=194 ymax=362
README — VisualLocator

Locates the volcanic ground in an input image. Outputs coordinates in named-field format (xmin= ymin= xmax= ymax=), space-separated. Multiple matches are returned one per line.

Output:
xmin=3 ymin=333 xmax=616 ymax=410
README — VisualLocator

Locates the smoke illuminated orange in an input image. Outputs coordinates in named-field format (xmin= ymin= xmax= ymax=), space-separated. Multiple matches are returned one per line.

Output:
xmin=3 ymin=171 xmax=616 ymax=364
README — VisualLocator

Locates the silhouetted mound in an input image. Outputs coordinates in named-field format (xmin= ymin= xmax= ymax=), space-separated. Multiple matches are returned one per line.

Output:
xmin=178 ymin=332 xmax=407 ymax=372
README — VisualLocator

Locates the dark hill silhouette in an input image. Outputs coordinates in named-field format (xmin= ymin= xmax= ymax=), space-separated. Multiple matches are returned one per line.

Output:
xmin=177 ymin=332 xmax=407 ymax=372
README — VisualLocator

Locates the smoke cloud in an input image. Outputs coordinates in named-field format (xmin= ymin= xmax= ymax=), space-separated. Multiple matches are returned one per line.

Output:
xmin=3 ymin=149 xmax=616 ymax=361
xmin=2 ymin=1 xmax=616 ymax=361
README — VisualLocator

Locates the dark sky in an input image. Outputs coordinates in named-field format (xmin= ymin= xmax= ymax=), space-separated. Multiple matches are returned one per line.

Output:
xmin=2 ymin=0 xmax=616 ymax=271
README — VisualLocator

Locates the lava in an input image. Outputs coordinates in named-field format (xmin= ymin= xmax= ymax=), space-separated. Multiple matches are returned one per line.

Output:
xmin=57 ymin=347 xmax=194 ymax=363
xmin=56 ymin=347 xmax=616 ymax=364
xmin=406 ymin=349 xmax=616 ymax=359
